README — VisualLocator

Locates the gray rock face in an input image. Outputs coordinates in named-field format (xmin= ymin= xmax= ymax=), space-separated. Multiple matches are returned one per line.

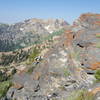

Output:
xmin=73 ymin=13 xmax=100 ymax=29
xmin=72 ymin=13 xmax=100 ymax=71
xmin=6 ymin=33 xmax=95 ymax=100
xmin=95 ymin=92 xmax=100 ymax=100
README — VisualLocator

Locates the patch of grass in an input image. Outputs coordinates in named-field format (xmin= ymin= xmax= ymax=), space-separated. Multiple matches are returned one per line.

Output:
xmin=0 ymin=81 xmax=12 ymax=98
xmin=95 ymin=69 xmax=100 ymax=81
xmin=59 ymin=86 xmax=66 ymax=91
xmin=43 ymin=29 xmax=65 ymax=41
xmin=64 ymin=69 xmax=70 ymax=77
xmin=0 ymin=71 xmax=7 ymax=82
xmin=28 ymin=47 xmax=40 ymax=63
xmin=70 ymin=51 xmax=80 ymax=61
xmin=11 ymin=68 xmax=16 ymax=75
xmin=27 ymin=65 xmax=36 ymax=74
xmin=96 ymin=34 xmax=100 ymax=38
xmin=67 ymin=89 xmax=94 ymax=100
xmin=26 ymin=47 xmax=41 ymax=73
xmin=96 ymin=42 xmax=100 ymax=48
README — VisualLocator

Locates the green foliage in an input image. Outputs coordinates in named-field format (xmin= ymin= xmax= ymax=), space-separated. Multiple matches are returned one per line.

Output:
xmin=28 ymin=47 xmax=40 ymax=63
xmin=27 ymin=65 xmax=36 ymax=74
xmin=0 ymin=54 xmax=15 ymax=66
xmin=27 ymin=47 xmax=41 ymax=73
xmin=64 ymin=69 xmax=70 ymax=77
xmin=0 ymin=71 xmax=7 ymax=82
xmin=0 ymin=50 xmax=29 ymax=66
xmin=0 ymin=23 xmax=9 ymax=28
xmin=0 ymin=81 xmax=12 ymax=98
xmin=95 ymin=69 xmax=100 ymax=81
xmin=67 ymin=89 xmax=94 ymax=100
xmin=96 ymin=42 xmax=100 ymax=48
xmin=31 ymin=29 xmax=64 ymax=45
xmin=43 ymin=29 xmax=64 ymax=41
xmin=11 ymin=68 xmax=16 ymax=75
xmin=96 ymin=34 xmax=100 ymax=38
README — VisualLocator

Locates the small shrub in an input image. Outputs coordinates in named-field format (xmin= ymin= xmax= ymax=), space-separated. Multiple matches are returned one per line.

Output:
xmin=67 ymin=89 xmax=94 ymax=100
xmin=96 ymin=34 xmax=100 ymax=38
xmin=0 ymin=81 xmax=12 ymax=98
xmin=11 ymin=68 xmax=16 ymax=75
xmin=64 ymin=69 xmax=70 ymax=77
xmin=0 ymin=71 xmax=7 ymax=82
xmin=0 ymin=54 xmax=14 ymax=66
xmin=27 ymin=65 xmax=36 ymax=74
xmin=95 ymin=69 xmax=100 ymax=81
xmin=28 ymin=47 xmax=40 ymax=63
xmin=96 ymin=42 xmax=100 ymax=48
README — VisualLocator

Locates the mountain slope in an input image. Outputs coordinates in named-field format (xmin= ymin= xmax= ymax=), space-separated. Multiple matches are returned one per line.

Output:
xmin=0 ymin=13 xmax=100 ymax=100
xmin=0 ymin=19 xmax=68 ymax=52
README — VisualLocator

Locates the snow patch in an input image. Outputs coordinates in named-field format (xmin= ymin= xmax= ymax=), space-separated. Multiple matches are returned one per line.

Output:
xmin=59 ymin=50 xmax=67 ymax=56
xmin=20 ymin=28 xmax=24 ymax=31
xmin=45 ymin=25 xmax=50 ymax=30
xmin=59 ymin=58 xmax=67 ymax=62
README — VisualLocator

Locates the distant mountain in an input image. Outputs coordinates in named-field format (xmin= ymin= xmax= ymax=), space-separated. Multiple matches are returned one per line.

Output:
xmin=0 ymin=18 xmax=69 ymax=52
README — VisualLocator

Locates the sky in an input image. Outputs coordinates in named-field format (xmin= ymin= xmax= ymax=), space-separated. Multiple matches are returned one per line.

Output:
xmin=0 ymin=0 xmax=100 ymax=24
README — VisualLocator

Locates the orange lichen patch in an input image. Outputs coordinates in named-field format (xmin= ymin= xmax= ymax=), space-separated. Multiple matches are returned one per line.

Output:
xmin=76 ymin=67 xmax=83 ymax=72
xmin=65 ymin=30 xmax=73 ymax=33
xmin=13 ymin=82 xmax=23 ymax=90
xmin=89 ymin=87 xmax=100 ymax=95
xmin=79 ymin=13 xmax=100 ymax=21
xmin=93 ymin=21 xmax=100 ymax=26
xmin=89 ymin=62 xmax=100 ymax=70
xmin=79 ymin=13 xmax=94 ymax=21
xmin=64 ymin=30 xmax=74 ymax=46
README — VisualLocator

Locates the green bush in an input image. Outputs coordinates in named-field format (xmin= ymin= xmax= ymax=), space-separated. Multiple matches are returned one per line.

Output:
xmin=27 ymin=65 xmax=36 ymax=74
xmin=64 ymin=69 xmax=70 ymax=77
xmin=96 ymin=34 xmax=100 ymax=38
xmin=0 ymin=81 xmax=12 ymax=98
xmin=95 ymin=69 xmax=100 ymax=81
xmin=28 ymin=47 xmax=40 ymax=63
xmin=11 ymin=68 xmax=16 ymax=75
xmin=0 ymin=71 xmax=7 ymax=82
xmin=67 ymin=89 xmax=94 ymax=100
xmin=96 ymin=42 xmax=100 ymax=48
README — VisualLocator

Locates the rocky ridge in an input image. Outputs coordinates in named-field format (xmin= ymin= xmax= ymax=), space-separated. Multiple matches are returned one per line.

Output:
xmin=0 ymin=13 xmax=100 ymax=100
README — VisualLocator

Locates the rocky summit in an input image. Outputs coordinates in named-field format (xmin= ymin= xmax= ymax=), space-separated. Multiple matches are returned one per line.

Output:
xmin=0 ymin=13 xmax=100 ymax=100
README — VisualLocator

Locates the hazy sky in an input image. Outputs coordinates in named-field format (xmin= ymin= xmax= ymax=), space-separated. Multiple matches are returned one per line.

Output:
xmin=0 ymin=0 xmax=100 ymax=24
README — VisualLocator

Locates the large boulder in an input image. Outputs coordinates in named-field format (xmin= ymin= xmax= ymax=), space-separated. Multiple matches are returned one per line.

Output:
xmin=72 ymin=13 xmax=100 ymax=71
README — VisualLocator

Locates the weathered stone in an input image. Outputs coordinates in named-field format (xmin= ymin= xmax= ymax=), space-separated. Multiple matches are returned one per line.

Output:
xmin=13 ymin=82 xmax=24 ymax=90
xmin=90 ymin=62 xmax=100 ymax=70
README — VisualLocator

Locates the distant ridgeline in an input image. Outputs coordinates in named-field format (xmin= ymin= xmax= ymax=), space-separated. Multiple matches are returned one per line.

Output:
xmin=0 ymin=26 xmax=65 ymax=52
xmin=0 ymin=18 xmax=68 ymax=52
